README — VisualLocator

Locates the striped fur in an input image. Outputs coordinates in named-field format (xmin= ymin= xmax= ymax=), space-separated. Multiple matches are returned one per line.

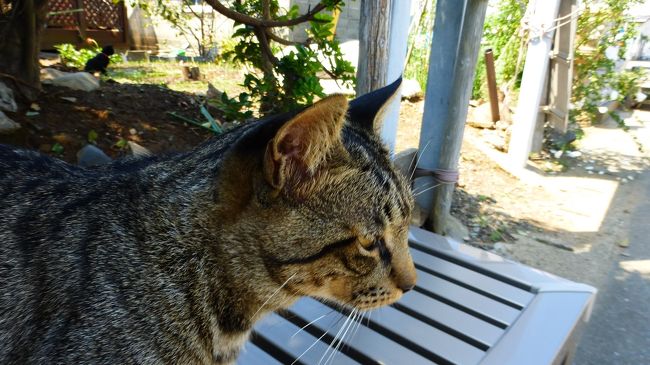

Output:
xmin=0 ymin=80 xmax=416 ymax=364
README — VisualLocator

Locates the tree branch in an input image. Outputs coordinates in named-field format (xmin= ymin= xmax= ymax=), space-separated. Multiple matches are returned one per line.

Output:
xmin=266 ymin=30 xmax=312 ymax=46
xmin=204 ymin=0 xmax=338 ymax=27
xmin=254 ymin=26 xmax=279 ymax=67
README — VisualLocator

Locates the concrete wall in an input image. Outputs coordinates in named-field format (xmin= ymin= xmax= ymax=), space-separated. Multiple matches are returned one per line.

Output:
xmin=126 ymin=1 xmax=235 ymax=55
xmin=288 ymin=0 xmax=361 ymax=42
xmin=628 ymin=0 xmax=650 ymax=60
xmin=126 ymin=0 xmax=361 ymax=54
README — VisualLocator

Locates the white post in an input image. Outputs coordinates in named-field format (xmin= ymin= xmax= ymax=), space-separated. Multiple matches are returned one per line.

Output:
xmin=508 ymin=0 xmax=561 ymax=167
xmin=381 ymin=0 xmax=412 ymax=153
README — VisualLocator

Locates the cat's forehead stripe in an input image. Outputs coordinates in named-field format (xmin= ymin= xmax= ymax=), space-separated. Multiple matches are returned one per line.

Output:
xmin=342 ymin=126 xmax=410 ymax=223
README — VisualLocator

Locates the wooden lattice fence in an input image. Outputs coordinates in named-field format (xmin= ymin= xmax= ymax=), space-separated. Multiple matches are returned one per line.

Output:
xmin=42 ymin=0 xmax=127 ymax=49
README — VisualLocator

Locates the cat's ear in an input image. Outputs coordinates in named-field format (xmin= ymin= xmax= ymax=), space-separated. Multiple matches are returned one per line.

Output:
xmin=347 ymin=77 xmax=402 ymax=134
xmin=264 ymin=94 xmax=348 ymax=192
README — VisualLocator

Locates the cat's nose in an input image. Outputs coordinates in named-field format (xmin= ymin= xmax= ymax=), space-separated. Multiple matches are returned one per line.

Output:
xmin=400 ymin=284 xmax=414 ymax=293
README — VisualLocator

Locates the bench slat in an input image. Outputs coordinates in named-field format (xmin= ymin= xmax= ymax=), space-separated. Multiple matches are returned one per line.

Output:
xmin=413 ymin=264 xmax=521 ymax=326
xmin=237 ymin=343 xmax=283 ymax=365
xmin=411 ymin=248 xmax=534 ymax=309
xmin=287 ymin=298 xmax=436 ymax=364
xmin=252 ymin=312 xmax=359 ymax=365
xmin=371 ymin=305 xmax=486 ymax=365
xmin=395 ymin=290 xmax=504 ymax=348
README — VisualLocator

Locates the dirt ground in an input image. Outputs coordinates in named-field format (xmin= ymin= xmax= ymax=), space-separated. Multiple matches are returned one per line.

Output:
xmin=1 ymin=82 xmax=214 ymax=163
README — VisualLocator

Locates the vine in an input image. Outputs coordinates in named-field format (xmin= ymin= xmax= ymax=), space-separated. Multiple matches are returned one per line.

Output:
xmin=473 ymin=0 xmax=646 ymax=132
xmin=572 ymin=0 xmax=645 ymax=126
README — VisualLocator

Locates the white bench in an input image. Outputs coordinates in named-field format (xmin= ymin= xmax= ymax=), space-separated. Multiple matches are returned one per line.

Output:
xmin=237 ymin=226 xmax=596 ymax=365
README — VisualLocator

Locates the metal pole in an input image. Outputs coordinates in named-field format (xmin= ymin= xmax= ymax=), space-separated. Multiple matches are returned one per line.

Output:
xmin=414 ymin=0 xmax=466 ymax=218
xmin=417 ymin=0 xmax=489 ymax=234
xmin=432 ymin=0 xmax=489 ymax=234
xmin=485 ymin=48 xmax=500 ymax=123
xmin=508 ymin=0 xmax=561 ymax=167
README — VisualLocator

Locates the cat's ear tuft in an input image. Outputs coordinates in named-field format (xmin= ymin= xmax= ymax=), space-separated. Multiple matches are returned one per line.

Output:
xmin=264 ymin=94 xmax=348 ymax=192
xmin=347 ymin=77 xmax=402 ymax=134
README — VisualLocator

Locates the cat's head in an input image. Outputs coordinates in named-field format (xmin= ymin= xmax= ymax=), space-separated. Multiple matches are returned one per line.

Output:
xmin=249 ymin=78 xmax=417 ymax=311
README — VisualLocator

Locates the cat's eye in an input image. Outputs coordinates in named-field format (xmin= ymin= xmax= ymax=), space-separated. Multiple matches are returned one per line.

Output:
xmin=358 ymin=237 xmax=378 ymax=251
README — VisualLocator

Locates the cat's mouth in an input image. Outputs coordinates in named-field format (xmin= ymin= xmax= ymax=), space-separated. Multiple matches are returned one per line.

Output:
xmin=349 ymin=286 xmax=401 ymax=310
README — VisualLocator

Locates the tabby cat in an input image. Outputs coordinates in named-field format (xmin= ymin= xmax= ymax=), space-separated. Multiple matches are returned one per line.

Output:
xmin=0 ymin=78 xmax=416 ymax=364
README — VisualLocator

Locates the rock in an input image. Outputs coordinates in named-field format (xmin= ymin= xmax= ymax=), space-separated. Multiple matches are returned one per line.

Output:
xmin=40 ymin=67 xmax=67 ymax=81
xmin=320 ymin=79 xmax=355 ymax=96
xmin=467 ymin=103 xmax=495 ymax=129
xmin=444 ymin=215 xmax=470 ymax=242
xmin=77 ymin=144 xmax=112 ymax=167
xmin=60 ymin=96 xmax=77 ymax=103
xmin=127 ymin=141 xmax=152 ymax=158
xmin=30 ymin=103 xmax=41 ymax=111
xmin=392 ymin=148 xmax=418 ymax=179
xmin=0 ymin=110 xmax=20 ymax=134
xmin=401 ymin=79 xmax=423 ymax=101
xmin=566 ymin=150 xmax=582 ymax=158
xmin=206 ymin=82 xmax=223 ymax=100
xmin=495 ymin=120 xmax=509 ymax=131
xmin=410 ymin=203 xmax=429 ymax=228
xmin=483 ymin=132 xmax=507 ymax=151
xmin=0 ymin=81 xmax=17 ymax=112
xmin=492 ymin=242 xmax=509 ymax=256
xmin=129 ymin=128 xmax=137 ymax=135
xmin=46 ymin=72 xmax=100 ymax=92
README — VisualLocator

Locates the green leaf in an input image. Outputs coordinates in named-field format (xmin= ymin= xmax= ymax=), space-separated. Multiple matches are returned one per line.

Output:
xmin=87 ymin=130 xmax=98 ymax=143
xmin=51 ymin=143 xmax=64 ymax=155
xmin=115 ymin=138 xmax=128 ymax=149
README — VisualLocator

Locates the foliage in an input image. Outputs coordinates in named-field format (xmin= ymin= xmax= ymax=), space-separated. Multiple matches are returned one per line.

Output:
xmin=473 ymin=0 xmax=527 ymax=100
xmin=404 ymin=0 xmax=436 ymax=90
xmin=474 ymin=0 xmax=645 ymax=131
xmin=572 ymin=0 xmax=645 ymax=125
xmin=51 ymin=142 xmax=64 ymax=155
xmin=220 ymin=0 xmax=355 ymax=116
xmin=213 ymin=91 xmax=254 ymax=121
xmin=136 ymin=0 xmax=355 ymax=118
xmin=54 ymin=40 xmax=121 ymax=70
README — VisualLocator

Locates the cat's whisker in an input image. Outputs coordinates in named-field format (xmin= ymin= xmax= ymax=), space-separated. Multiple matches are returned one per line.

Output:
xmin=250 ymin=272 xmax=297 ymax=320
xmin=350 ymin=311 xmax=364 ymax=343
xmin=290 ymin=329 xmax=330 ymax=365
xmin=318 ymin=308 xmax=355 ymax=365
xmin=324 ymin=309 xmax=357 ymax=365
xmin=291 ymin=314 xmax=327 ymax=339
xmin=409 ymin=139 xmax=432 ymax=182
xmin=413 ymin=182 xmax=443 ymax=197
xmin=411 ymin=181 xmax=435 ymax=196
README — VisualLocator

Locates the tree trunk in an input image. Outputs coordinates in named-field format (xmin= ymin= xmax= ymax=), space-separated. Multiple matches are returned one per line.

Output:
xmin=0 ymin=0 xmax=49 ymax=103
xmin=356 ymin=0 xmax=391 ymax=95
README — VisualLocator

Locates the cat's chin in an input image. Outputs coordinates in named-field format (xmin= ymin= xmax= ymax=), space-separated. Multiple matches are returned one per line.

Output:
xmin=309 ymin=292 xmax=403 ymax=312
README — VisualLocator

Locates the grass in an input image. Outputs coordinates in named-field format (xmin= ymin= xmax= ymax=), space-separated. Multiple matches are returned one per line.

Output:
xmin=106 ymin=60 xmax=246 ymax=96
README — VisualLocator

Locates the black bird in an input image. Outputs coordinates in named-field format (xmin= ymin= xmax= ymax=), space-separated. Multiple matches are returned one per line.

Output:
xmin=84 ymin=45 xmax=115 ymax=74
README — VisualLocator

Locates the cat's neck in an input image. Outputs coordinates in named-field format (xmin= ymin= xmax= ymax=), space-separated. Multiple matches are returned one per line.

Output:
xmin=133 ymin=154 xmax=299 ymax=357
